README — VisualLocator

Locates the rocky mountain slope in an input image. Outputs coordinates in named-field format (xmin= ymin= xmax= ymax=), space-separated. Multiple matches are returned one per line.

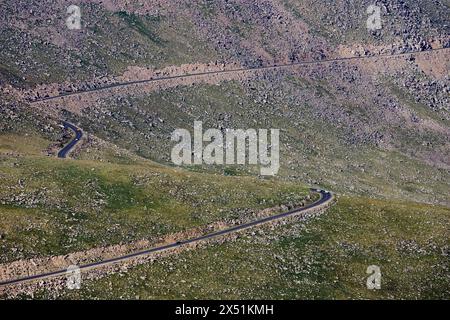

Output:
xmin=0 ymin=0 xmax=449 ymax=299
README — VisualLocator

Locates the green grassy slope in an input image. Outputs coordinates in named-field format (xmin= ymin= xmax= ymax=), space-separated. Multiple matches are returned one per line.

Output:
xmin=0 ymin=134 xmax=310 ymax=263
xmin=64 ymin=78 xmax=449 ymax=205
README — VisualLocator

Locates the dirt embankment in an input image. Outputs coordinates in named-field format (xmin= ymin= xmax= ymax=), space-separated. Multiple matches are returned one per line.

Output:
xmin=19 ymin=61 xmax=248 ymax=115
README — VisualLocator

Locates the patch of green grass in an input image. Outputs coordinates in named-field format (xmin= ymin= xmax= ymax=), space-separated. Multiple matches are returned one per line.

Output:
xmin=386 ymin=78 xmax=450 ymax=127
xmin=115 ymin=11 xmax=163 ymax=44
xmin=199 ymin=0 xmax=217 ymax=17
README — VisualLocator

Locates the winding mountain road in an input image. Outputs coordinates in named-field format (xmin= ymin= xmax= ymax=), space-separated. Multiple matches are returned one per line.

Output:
xmin=57 ymin=122 xmax=83 ymax=158
xmin=0 ymin=189 xmax=333 ymax=287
